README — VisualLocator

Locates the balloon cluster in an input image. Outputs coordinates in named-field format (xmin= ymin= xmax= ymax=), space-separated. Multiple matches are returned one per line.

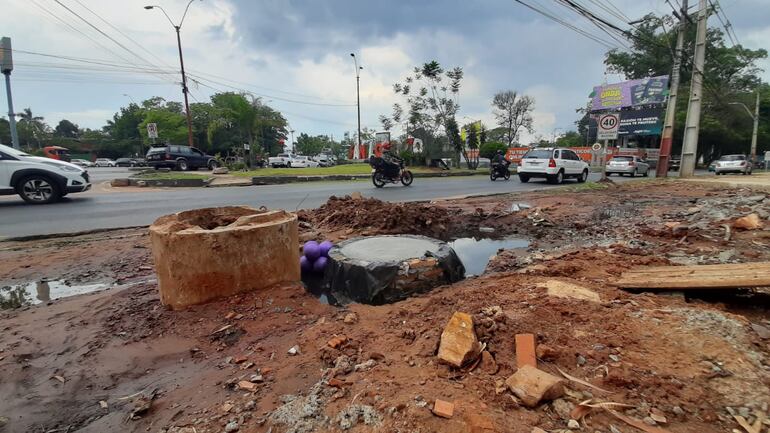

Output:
xmin=301 ymin=240 xmax=333 ymax=274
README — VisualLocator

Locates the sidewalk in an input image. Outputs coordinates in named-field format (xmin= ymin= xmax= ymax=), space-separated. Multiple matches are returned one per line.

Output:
xmin=680 ymin=171 xmax=770 ymax=189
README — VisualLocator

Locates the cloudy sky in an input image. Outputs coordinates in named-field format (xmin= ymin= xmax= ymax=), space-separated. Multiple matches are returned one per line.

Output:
xmin=1 ymin=0 xmax=768 ymax=144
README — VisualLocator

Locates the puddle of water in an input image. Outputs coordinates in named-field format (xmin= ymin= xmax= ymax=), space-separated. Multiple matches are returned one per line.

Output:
xmin=449 ymin=237 xmax=529 ymax=276
xmin=0 ymin=279 xmax=109 ymax=309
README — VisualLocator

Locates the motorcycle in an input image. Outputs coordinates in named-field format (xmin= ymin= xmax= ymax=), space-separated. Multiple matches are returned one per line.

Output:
xmin=370 ymin=157 xmax=414 ymax=188
xmin=490 ymin=161 xmax=511 ymax=181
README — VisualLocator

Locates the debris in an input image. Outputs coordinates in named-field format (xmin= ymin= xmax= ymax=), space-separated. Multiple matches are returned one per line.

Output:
xmin=438 ymin=312 xmax=481 ymax=368
xmin=52 ymin=375 xmax=65 ymax=384
xmin=354 ymin=359 xmax=377 ymax=372
xmin=224 ymin=420 xmax=239 ymax=432
xmin=432 ymin=399 xmax=455 ymax=418
xmin=515 ymin=334 xmax=537 ymax=368
xmin=643 ymin=416 xmax=657 ymax=425
xmin=237 ymin=381 xmax=257 ymax=392
xmin=723 ymin=224 xmax=732 ymax=241
xmin=649 ymin=408 xmax=667 ymax=424
xmin=672 ymin=406 xmax=685 ymax=416
xmin=607 ymin=409 xmax=673 ymax=433
xmin=327 ymin=335 xmax=348 ymax=348
xmin=542 ymin=280 xmax=601 ymax=303
xmin=732 ymin=409 xmax=766 ymax=433
xmin=567 ymin=419 xmax=580 ymax=429
xmin=350 ymin=191 xmax=363 ymax=200
xmin=343 ymin=313 xmax=359 ymax=324
xmin=328 ymin=378 xmax=346 ymax=388
xmin=221 ymin=403 xmax=234 ymax=413
xmin=336 ymin=404 xmax=382 ymax=429
xmin=99 ymin=400 xmax=108 ymax=409
xmin=536 ymin=344 xmax=559 ymax=361
xmin=288 ymin=345 xmax=300 ymax=356
xmin=555 ymin=367 xmax=611 ymax=394
xmin=552 ymin=399 xmax=575 ymax=420
xmin=733 ymin=213 xmax=762 ymax=230
xmin=479 ymin=351 xmax=498 ymax=374
xmin=225 ymin=311 xmax=237 ymax=320
xmin=128 ymin=389 xmax=157 ymax=420
xmin=531 ymin=428 xmax=548 ymax=433
xmin=479 ymin=227 xmax=495 ymax=233
xmin=505 ymin=365 xmax=565 ymax=408
xmin=615 ymin=262 xmax=770 ymax=290
xmin=249 ymin=374 xmax=263 ymax=383
xmin=751 ymin=323 xmax=770 ymax=340
xmin=233 ymin=356 xmax=247 ymax=364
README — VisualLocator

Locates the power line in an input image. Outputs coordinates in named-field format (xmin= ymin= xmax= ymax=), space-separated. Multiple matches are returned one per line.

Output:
xmin=512 ymin=0 xmax=621 ymax=49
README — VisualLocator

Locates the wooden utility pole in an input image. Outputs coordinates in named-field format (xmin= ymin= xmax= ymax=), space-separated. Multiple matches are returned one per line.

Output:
xmin=679 ymin=0 xmax=709 ymax=177
xmin=656 ymin=0 xmax=688 ymax=177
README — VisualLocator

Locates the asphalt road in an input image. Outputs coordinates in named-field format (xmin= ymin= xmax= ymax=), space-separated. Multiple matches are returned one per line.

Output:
xmin=86 ymin=166 xmax=139 ymax=183
xmin=0 ymin=171 xmax=656 ymax=238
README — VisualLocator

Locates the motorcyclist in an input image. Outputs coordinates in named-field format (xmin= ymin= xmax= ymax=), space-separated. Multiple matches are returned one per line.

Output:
xmin=381 ymin=143 xmax=402 ymax=178
xmin=492 ymin=150 xmax=510 ymax=170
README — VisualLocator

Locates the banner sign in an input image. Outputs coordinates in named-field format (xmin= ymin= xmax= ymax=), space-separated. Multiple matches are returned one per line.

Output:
xmin=618 ymin=108 xmax=664 ymax=136
xmin=590 ymin=75 xmax=669 ymax=111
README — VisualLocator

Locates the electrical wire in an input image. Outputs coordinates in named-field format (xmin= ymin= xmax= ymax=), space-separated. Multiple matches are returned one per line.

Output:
xmin=512 ymin=0 xmax=621 ymax=49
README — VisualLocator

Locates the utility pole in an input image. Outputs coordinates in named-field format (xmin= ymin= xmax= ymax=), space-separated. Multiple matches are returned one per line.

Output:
xmin=751 ymin=91 xmax=760 ymax=160
xmin=145 ymin=1 xmax=198 ymax=148
xmin=656 ymin=0 xmax=688 ymax=177
xmin=1 ymin=37 xmax=19 ymax=149
xmin=350 ymin=53 xmax=362 ymax=160
xmin=679 ymin=0 xmax=709 ymax=177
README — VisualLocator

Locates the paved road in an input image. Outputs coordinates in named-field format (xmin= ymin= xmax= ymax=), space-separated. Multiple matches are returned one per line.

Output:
xmin=86 ymin=166 xmax=138 ymax=183
xmin=0 ymin=172 xmax=652 ymax=238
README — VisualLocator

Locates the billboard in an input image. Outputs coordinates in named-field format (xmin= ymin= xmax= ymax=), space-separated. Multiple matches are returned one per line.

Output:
xmin=618 ymin=108 xmax=664 ymax=136
xmin=590 ymin=76 xmax=669 ymax=111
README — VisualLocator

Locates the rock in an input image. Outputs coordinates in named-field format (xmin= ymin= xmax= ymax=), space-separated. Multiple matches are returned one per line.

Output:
xmin=568 ymin=419 xmax=580 ymax=429
xmin=244 ymin=400 xmax=256 ymax=411
xmin=531 ymin=428 xmax=547 ymax=433
xmin=479 ymin=351 xmax=498 ymax=374
xmin=552 ymin=399 xmax=575 ymax=420
xmin=354 ymin=359 xmax=377 ymax=372
xmin=536 ymin=344 xmax=559 ymax=361
xmin=221 ymin=403 xmax=234 ymax=413
xmin=213 ymin=167 xmax=229 ymax=175
xmin=609 ymin=354 xmax=621 ymax=362
xmin=609 ymin=425 xmax=622 ymax=433
xmin=110 ymin=178 xmax=130 ymax=187
xmin=672 ymin=406 xmax=685 ymax=416
xmin=576 ymin=355 xmax=587 ymax=366
xmin=649 ymin=407 xmax=667 ymax=423
xmin=751 ymin=323 xmax=770 ymax=339
xmin=643 ymin=416 xmax=657 ymax=426
xmin=541 ymin=280 xmax=601 ymax=303
xmin=288 ymin=345 xmax=300 ymax=356
xmin=224 ymin=420 xmax=239 ymax=432
xmin=733 ymin=213 xmax=762 ymax=230
xmin=336 ymin=404 xmax=382 ymax=430
xmin=738 ymin=407 xmax=751 ymax=418
xmin=505 ymin=365 xmax=565 ymax=408
xmin=249 ymin=374 xmax=263 ymax=383
xmin=479 ymin=227 xmax=495 ymax=233
xmin=327 ymin=335 xmax=348 ymax=348
xmin=343 ymin=313 xmax=358 ymax=324
xmin=437 ymin=312 xmax=480 ymax=368
xmin=432 ymin=399 xmax=454 ymax=418
xmin=237 ymin=381 xmax=257 ymax=392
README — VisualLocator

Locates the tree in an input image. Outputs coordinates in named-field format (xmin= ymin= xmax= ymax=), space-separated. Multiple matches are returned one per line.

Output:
xmin=555 ymin=131 xmax=583 ymax=148
xmin=0 ymin=117 xmax=10 ymax=145
xmin=54 ymin=119 xmax=81 ymax=138
xmin=17 ymin=108 xmax=48 ymax=150
xmin=138 ymin=109 xmax=187 ymax=146
xmin=491 ymin=90 xmax=535 ymax=147
xmin=105 ymin=103 xmax=144 ymax=140
xmin=296 ymin=133 xmax=331 ymax=156
xmin=479 ymin=141 xmax=508 ymax=159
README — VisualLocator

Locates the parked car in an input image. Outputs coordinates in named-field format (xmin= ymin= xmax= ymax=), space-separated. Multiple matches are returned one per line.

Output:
xmin=115 ymin=157 xmax=146 ymax=167
xmin=145 ymin=145 xmax=218 ymax=171
xmin=517 ymin=148 xmax=589 ymax=184
xmin=714 ymin=154 xmax=752 ymax=175
xmin=606 ymin=155 xmax=650 ymax=177
xmin=668 ymin=156 xmax=681 ymax=171
xmin=314 ymin=154 xmax=336 ymax=167
xmin=0 ymin=143 xmax=91 ymax=204
xmin=291 ymin=155 xmax=320 ymax=168
xmin=95 ymin=158 xmax=116 ymax=167
xmin=71 ymin=158 xmax=95 ymax=168
xmin=268 ymin=153 xmax=294 ymax=168
xmin=708 ymin=161 xmax=716 ymax=172
xmin=753 ymin=155 xmax=766 ymax=170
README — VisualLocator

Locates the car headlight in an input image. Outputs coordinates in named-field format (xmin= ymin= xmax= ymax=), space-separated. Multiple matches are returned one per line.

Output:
xmin=58 ymin=165 xmax=82 ymax=173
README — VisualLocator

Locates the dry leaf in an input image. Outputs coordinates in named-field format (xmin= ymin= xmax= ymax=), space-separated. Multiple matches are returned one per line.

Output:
xmin=556 ymin=367 xmax=611 ymax=393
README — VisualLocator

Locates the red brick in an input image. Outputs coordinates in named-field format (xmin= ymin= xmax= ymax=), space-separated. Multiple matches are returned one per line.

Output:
xmin=433 ymin=399 xmax=455 ymax=418
xmin=327 ymin=335 xmax=347 ymax=349
xmin=515 ymin=334 xmax=537 ymax=369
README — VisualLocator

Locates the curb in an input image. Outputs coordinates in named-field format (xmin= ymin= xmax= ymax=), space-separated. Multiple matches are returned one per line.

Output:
xmin=251 ymin=171 xmax=488 ymax=185
xmin=112 ymin=177 xmax=212 ymax=188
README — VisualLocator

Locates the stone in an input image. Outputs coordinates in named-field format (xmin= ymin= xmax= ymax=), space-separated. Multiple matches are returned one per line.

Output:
xmin=479 ymin=351 xmax=498 ymax=374
xmin=733 ymin=213 xmax=762 ymax=230
xmin=149 ymin=207 xmax=300 ymax=310
xmin=343 ymin=313 xmax=358 ymax=324
xmin=672 ymin=406 xmax=685 ymax=416
xmin=542 ymin=280 xmax=601 ymax=303
xmin=328 ymin=335 xmax=348 ymax=348
xmin=568 ymin=419 xmax=580 ymax=429
xmin=576 ymin=355 xmax=587 ymax=366
xmin=505 ymin=365 xmax=565 ymax=408
xmin=249 ymin=374 xmax=263 ymax=383
xmin=531 ymin=428 xmax=548 ymax=433
xmin=221 ymin=403 xmax=234 ymax=413
xmin=536 ymin=344 xmax=559 ymax=361
xmin=437 ymin=312 xmax=480 ymax=368
xmin=643 ymin=416 xmax=657 ymax=425
xmin=233 ymin=356 xmax=247 ymax=364
xmin=751 ymin=323 xmax=770 ymax=339
xmin=288 ymin=345 xmax=300 ymax=356
xmin=110 ymin=178 xmax=130 ymax=187
xmin=237 ymin=381 xmax=257 ymax=392
xmin=212 ymin=167 xmax=229 ymax=175
xmin=515 ymin=334 xmax=537 ymax=369
xmin=432 ymin=399 xmax=454 ymax=418
xmin=224 ymin=421 xmax=239 ymax=432
xmin=552 ymin=399 xmax=574 ymax=420
xmin=609 ymin=354 xmax=621 ymax=362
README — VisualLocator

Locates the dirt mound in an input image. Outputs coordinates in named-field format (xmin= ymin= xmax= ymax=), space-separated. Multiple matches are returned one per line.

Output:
xmin=299 ymin=195 xmax=459 ymax=238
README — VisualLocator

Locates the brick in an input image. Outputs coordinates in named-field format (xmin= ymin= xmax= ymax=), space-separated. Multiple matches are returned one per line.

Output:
xmin=233 ymin=356 xmax=247 ymax=364
xmin=515 ymin=334 xmax=537 ymax=369
xmin=505 ymin=365 xmax=565 ymax=408
xmin=438 ymin=312 xmax=480 ymax=368
xmin=237 ymin=380 xmax=257 ymax=392
xmin=432 ymin=399 xmax=455 ymax=418
xmin=327 ymin=335 xmax=347 ymax=349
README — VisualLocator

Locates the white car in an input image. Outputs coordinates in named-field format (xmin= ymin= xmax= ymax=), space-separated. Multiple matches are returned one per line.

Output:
xmin=714 ymin=154 xmax=752 ymax=175
xmin=94 ymin=158 xmax=116 ymax=167
xmin=268 ymin=153 xmax=294 ymax=168
xmin=71 ymin=158 xmax=95 ymax=168
xmin=0 ymin=143 xmax=91 ymax=204
xmin=606 ymin=155 xmax=650 ymax=177
xmin=518 ymin=147 xmax=589 ymax=184
xmin=291 ymin=155 xmax=320 ymax=168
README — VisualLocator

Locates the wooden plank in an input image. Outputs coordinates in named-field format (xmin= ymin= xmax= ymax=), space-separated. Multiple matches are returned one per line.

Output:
xmin=615 ymin=262 xmax=770 ymax=290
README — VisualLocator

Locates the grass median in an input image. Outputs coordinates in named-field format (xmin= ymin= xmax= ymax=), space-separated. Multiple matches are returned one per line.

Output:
xmin=134 ymin=172 xmax=212 ymax=180
xmin=231 ymin=163 xmax=487 ymax=177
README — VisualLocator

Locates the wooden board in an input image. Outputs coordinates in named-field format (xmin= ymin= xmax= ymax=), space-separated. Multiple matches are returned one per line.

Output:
xmin=615 ymin=262 xmax=770 ymax=290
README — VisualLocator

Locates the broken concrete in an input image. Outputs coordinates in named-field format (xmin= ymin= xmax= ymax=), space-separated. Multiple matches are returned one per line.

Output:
xmin=149 ymin=206 xmax=300 ymax=309
xmin=505 ymin=365 xmax=565 ymax=408
xmin=437 ymin=312 xmax=480 ymax=368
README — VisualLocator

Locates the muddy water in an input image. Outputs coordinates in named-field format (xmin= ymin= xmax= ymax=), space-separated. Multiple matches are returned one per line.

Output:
xmin=450 ymin=237 xmax=529 ymax=276
xmin=0 ymin=280 xmax=109 ymax=309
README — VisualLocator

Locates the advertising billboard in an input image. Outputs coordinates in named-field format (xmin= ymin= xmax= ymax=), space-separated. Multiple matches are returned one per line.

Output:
xmin=590 ymin=76 xmax=669 ymax=111
xmin=618 ymin=108 xmax=664 ymax=136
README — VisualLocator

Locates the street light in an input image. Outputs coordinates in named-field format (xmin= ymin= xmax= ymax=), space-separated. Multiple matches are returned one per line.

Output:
xmin=144 ymin=0 xmax=200 ymax=148
xmin=729 ymin=92 xmax=760 ymax=160
xmin=350 ymin=53 xmax=362 ymax=160
xmin=122 ymin=93 xmax=136 ymax=104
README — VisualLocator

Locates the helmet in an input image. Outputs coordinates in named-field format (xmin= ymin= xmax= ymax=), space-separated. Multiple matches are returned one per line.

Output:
xmin=496 ymin=150 xmax=504 ymax=155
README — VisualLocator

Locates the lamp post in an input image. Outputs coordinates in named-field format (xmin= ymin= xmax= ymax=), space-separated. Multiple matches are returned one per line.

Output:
xmin=350 ymin=53 xmax=362 ymax=159
xmin=122 ymin=93 xmax=136 ymax=104
xmin=729 ymin=92 xmax=760 ymax=161
xmin=144 ymin=1 xmax=199 ymax=148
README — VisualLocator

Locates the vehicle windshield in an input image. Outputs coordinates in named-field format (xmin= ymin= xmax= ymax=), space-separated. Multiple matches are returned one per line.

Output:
xmin=523 ymin=149 xmax=553 ymax=159
xmin=720 ymin=155 xmax=745 ymax=161
xmin=612 ymin=156 xmax=634 ymax=161
xmin=0 ymin=143 xmax=32 ymax=157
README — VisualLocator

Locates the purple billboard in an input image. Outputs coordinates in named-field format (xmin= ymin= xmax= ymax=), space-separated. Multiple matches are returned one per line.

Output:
xmin=590 ymin=76 xmax=669 ymax=111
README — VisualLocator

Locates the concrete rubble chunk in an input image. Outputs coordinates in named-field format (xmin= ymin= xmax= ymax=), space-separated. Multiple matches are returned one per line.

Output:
xmin=505 ymin=365 xmax=565 ymax=408
xmin=542 ymin=280 xmax=601 ymax=303
xmin=432 ymin=399 xmax=455 ymax=418
xmin=149 ymin=207 xmax=300 ymax=309
xmin=437 ymin=312 xmax=481 ymax=368
xmin=733 ymin=213 xmax=762 ymax=230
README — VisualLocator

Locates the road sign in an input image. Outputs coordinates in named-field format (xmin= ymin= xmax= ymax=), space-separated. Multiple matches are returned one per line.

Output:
xmin=597 ymin=113 xmax=620 ymax=140
xmin=146 ymin=123 xmax=158 ymax=139
xmin=591 ymin=142 xmax=602 ymax=151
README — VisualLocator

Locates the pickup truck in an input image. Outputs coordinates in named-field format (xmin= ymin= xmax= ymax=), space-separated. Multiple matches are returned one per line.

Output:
xmin=268 ymin=154 xmax=294 ymax=168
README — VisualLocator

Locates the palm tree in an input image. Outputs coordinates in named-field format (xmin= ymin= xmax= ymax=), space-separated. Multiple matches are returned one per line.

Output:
xmin=17 ymin=108 xmax=46 ymax=150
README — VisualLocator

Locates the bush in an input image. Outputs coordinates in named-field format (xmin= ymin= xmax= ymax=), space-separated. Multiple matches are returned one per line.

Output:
xmin=227 ymin=162 xmax=247 ymax=171
xmin=480 ymin=141 xmax=508 ymax=159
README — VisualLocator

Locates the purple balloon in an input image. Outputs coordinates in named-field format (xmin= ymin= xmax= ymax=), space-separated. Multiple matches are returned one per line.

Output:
xmin=300 ymin=255 xmax=312 ymax=272
xmin=319 ymin=240 xmax=334 ymax=258
xmin=313 ymin=256 xmax=328 ymax=273
xmin=303 ymin=241 xmax=320 ymax=261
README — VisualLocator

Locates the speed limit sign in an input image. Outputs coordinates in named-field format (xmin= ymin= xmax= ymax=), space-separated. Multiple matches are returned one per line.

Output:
xmin=597 ymin=113 xmax=620 ymax=140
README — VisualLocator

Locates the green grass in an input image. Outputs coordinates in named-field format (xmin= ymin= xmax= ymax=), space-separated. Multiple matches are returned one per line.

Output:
xmin=232 ymin=163 xmax=486 ymax=177
xmin=135 ymin=172 xmax=211 ymax=180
